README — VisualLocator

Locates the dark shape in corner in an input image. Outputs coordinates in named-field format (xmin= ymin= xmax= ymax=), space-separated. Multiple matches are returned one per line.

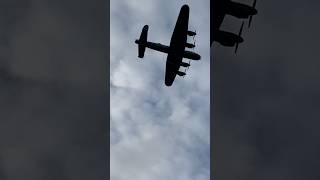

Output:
xmin=135 ymin=4 xmax=201 ymax=86
xmin=210 ymin=0 xmax=258 ymax=52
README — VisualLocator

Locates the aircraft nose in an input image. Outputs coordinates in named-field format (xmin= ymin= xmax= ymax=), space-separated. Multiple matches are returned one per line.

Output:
xmin=181 ymin=4 xmax=189 ymax=11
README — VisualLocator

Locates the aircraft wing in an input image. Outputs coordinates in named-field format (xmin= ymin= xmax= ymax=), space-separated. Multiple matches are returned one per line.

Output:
xmin=164 ymin=5 xmax=190 ymax=86
xmin=164 ymin=54 xmax=182 ymax=86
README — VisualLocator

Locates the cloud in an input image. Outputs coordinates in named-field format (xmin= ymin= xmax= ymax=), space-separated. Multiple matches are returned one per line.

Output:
xmin=110 ymin=1 xmax=210 ymax=180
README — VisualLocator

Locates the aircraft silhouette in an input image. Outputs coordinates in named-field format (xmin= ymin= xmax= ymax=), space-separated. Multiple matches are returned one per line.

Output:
xmin=135 ymin=4 xmax=201 ymax=86
xmin=211 ymin=0 xmax=258 ymax=52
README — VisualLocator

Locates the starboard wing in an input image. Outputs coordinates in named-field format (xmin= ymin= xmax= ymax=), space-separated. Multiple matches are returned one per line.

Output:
xmin=164 ymin=55 xmax=180 ymax=86
xmin=164 ymin=4 xmax=189 ymax=86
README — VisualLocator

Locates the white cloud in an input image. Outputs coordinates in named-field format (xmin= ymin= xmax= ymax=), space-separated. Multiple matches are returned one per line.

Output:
xmin=110 ymin=1 xmax=210 ymax=180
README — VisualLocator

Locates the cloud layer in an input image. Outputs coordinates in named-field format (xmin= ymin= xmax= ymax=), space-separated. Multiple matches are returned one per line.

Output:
xmin=110 ymin=1 xmax=210 ymax=180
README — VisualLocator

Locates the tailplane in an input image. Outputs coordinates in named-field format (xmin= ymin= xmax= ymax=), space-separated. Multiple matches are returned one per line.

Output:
xmin=135 ymin=25 xmax=149 ymax=58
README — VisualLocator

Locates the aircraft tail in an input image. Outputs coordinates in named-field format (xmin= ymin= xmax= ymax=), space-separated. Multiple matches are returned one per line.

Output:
xmin=135 ymin=25 xmax=149 ymax=58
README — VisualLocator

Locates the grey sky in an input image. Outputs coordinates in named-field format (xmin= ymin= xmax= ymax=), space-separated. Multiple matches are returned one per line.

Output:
xmin=110 ymin=1 xmax=210 ymax=180
xmin=212 ymin=0 xmax=320 ymax=179
xmin=0 ymin=0 xmax=107 ymax=179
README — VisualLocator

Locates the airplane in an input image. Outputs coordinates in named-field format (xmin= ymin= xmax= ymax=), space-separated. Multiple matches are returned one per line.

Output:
xmin=135 ymin=4 xmax=201 ymax=86
xmin=211 ymin=0 xmax=258 ymax=52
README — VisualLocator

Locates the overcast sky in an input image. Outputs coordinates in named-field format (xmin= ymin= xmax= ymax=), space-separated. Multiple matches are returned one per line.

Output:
xmin=212 ymin=0 xmax=320 ymax=179
xmin=0 ymin=0 xmax=107 ymax=179
xmin=110 ymin=1 xmax=210 ymax=180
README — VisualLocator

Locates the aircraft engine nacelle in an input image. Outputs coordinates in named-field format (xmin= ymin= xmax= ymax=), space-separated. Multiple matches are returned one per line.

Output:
xmin=135 ymin=25 xmax=149 ymax=58
xmin=180 ymin=62 xmax=190 ymax=67
xmin=187 ymin=30 xmax=196 ymax=36
xmin=226 ymin=2 xmax=257 ymax=19
xmin=185 ymin=42 xmax=195 ymax=48
xmin=215 ymin=30 xmax=243 ymax=47
xmin=176 ymin=71 xmax=186 ymax=76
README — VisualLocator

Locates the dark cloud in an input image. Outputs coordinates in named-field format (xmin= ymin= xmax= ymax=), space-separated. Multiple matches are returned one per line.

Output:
xmin=212 ymin=0 xmax=320 ymax=179
xmin=0 ymin=0 xmax=107 ymax=179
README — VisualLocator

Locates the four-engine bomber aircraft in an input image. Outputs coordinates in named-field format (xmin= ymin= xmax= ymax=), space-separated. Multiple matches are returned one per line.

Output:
xmin=135 ymin=4 xmax=201 ymax=86
xmin=211 ymin=0 xmax=258 ymax=52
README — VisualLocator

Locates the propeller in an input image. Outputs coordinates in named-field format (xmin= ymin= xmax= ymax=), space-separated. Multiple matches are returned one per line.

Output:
xmin=235 ymin=21 xmax=244 ymax=54
xmin=248 ymin=0 xmax=257 ymax=28
xmin=192 ymin=39 xmax=196 ymax=49
xmin=183 ymin=68 xmax=187 ymax=78
xmin=187 ymin=59 xmax=191 ymax=70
